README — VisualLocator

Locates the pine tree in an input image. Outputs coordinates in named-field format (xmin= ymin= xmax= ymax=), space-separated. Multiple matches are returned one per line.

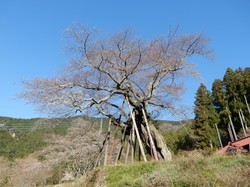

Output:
xmin=242 ymin=68 xmax=250 ymax=129
xmin=192 ymin=83 xmax=219 ymax=149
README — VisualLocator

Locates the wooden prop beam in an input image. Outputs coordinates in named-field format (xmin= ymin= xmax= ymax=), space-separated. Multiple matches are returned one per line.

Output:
xmin=126 ymin=97 xmax=147 ymax=162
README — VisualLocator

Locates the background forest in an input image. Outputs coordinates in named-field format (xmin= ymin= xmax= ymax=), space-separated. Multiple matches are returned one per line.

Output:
xmin=165 ymin=67 xmax=250 ymax=154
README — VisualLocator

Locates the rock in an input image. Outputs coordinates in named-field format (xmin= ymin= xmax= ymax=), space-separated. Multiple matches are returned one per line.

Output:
xmin=61 ymin=172 xmax=75 ymax=182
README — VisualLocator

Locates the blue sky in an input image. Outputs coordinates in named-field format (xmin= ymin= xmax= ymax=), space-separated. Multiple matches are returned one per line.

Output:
xmin=0 ymin=0 xmax=249 ymax=119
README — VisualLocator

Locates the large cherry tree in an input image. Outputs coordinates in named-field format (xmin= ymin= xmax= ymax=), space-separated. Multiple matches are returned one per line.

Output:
xmin=20 ymin=26 xmax=212 ymax=161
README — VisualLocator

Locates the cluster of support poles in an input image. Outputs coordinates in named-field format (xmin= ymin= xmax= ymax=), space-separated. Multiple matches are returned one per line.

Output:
xmin=216 ymin=95 xmax=250 ymax=148
xmin=94 ymin=98 xmax=163 ymax=167
xmin=94 ymin=96 xmax=250 ymax=165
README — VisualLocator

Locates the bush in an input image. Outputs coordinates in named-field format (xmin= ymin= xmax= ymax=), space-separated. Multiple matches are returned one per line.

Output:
xmin=163 ymin=124 xmax=195 ymax=154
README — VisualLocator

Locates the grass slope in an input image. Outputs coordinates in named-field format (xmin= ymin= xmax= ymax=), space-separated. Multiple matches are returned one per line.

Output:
xmin=83 ymin=153 xmax=250 ymax=187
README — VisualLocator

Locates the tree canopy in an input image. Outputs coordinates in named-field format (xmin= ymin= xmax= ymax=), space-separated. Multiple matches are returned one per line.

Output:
xmin=21 ymin=26 xmax=211 ymax=123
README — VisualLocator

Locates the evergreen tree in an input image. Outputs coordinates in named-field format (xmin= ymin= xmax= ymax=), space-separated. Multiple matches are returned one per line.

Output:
xmin=192 ymin=67 xmax=250 ymax=149
xmin=235 ymin=68 xmax=246 ymax=106
xmin=242 ymin=67 xmax=250 ymax=128
xmin=211 ymin=79 xmax=229 ymax=145
xmin=223 ymin=67 xmax=245 ymax=134
xmin=243 ymin=68 xmax=250 ymax=100
xmin=192 ymin=83 xmax=219 ymax=149
xmin=212 ymin=79 xmax=226 ymax=111
xmin=223 ymin=68 xmax=237 ymax=102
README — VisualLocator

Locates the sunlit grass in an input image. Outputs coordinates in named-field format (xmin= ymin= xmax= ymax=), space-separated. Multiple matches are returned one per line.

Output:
xmin=84 ymin=153 xmax=250 ymax=187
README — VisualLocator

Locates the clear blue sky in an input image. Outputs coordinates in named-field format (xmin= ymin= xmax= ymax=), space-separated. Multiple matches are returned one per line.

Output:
xmin=0 ymin=0 xmax=249 ymax=119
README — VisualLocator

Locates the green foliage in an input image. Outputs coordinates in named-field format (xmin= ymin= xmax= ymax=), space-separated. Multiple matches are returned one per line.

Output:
xmin=0 ymin=176 xmax=9 ymax=187
xmin=244 ymin=68 xmax=250 ymax=97
xmin=212 ymin=79 xmax=227 ymax=111
xmin=0 ymin=117 xmax=77 ymax=160
xmin=164 ymin=124 xmax=195 ymax=154
xmin=191 ymin=66 xmax=250 ymax=149
xmin=0 ymin=129 xmax=46 ymax=160
xmin=212 ymin=67 xmax=250 ymax=142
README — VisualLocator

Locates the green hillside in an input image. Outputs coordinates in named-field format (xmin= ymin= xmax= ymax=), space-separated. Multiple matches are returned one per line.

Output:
xmin=0 ymin=116 xmax=183 ymax=160
xmin=0 ymin=117 xmax=69 ymax=159
xmin=83 ymin=153 xmax=250 ymax=187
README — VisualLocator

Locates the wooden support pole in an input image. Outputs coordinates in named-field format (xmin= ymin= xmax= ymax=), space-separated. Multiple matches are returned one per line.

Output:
xmin=134 ymin=133 xmax=137 ymax=161
xmin=126 ymin=98 xmax=147 ymax=162
xmin=244 ymin=95 xmax=250 ymax=116
xmin=238 ymin=111 xmax=247 ymax=137
xmin=131 ymin=122 xmax=135 ymax=163
xmin=115 ymin=125 xmax=128 ymax=165
xmin=109 ymin=99 xmax=125 ymax=164
xmin=240 ymin=109 xmax=249 ymax=130
xmin=94 ymin=126 xmax=110 ymax=168
xmin=99 ymin=118 xmax=103 ymax=135
xmin=108 ymin=125 xmax=119 ymax=164
xmin=215 ymin=124 xmax=223 ymax=148
xmin=226 ymin=107 xmax=238 ymax=141
xmin=104 ymin=118 xmax=111 ymax=166
xmin=243 ymin=95 xmax=250 ymax=151
xmin=142 ymin=108 xmax=158 ymax=160
xmin=95 ymin=118 xmax=104 ymax=167
xmin=209 ymin=139 xmax=213 ymax=149
xmin=125 ymin=136 xmax=131 ymax=164
xmin=228 ymin=124 xmax=234 ymax=142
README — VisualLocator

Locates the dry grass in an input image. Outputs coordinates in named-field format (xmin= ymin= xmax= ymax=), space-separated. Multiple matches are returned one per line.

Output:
xmin=83 ymin=152 xmax=250 ymax=187
xmin=9 ymin=157 xmax=51 ymax=187
xmin=0 ymin=157 xmax=11 ymax=186
xmin=0 ymin=156 xmax=52 ymax=187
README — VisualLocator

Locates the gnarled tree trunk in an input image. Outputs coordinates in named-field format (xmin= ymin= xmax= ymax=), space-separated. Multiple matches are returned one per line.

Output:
xmin=125 ymin=107 xmax=172 ymax=161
